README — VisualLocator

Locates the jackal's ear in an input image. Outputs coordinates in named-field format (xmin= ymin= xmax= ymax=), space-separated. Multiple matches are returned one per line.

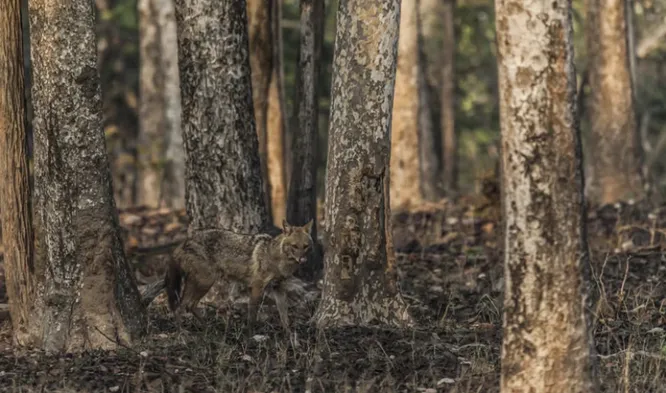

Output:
xmin=282 ymin=219 xmax=292 ymax=234
xmin=304 ymin=219 xmax=314 ymax=234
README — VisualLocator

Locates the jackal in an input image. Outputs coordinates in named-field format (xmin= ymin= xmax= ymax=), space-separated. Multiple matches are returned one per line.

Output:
xmin=164 ymin=220 xmax=314 ymax=332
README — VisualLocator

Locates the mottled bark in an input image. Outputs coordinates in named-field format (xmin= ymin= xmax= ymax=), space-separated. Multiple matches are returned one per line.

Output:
xmin=28 ymin=1 xmax=147 ymax=352
xmin=390 ymin=0 xmax=422 ymax=210
xmin=495 ymin=0 xmax=597 ymax=392
xmin=266 ymin=0 xmax=287 ymax=226
xmin=440 ymin=0 xmax=457 ymax=193
xmin=314 ymin=0 xmax=413 ymax=328
xmin=174 ymin=0 xmax=270 ymax=232
xmin=0 ymin=0 xmax=35 ymax=346
xmin=137 ymin=0 xmax=185 ymax=209
xmin=247 ymin=0 xmax=273 ymax=219
xmin=585 ymin=0 xmax=644 ymax=205
xmin=287 ymin=0 xmax=325 ymax=280
xmin=416 ymin=0 xmax=440 ymax=201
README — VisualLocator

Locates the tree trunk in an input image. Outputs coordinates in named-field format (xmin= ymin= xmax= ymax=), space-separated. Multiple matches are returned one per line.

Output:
xmin=440 ymin=0 xmax=457 ymax=194
xmin=585 ymin=0 xmax=644 ymax=205
xmin=287 ymin=0 xmax=325 ymax=280
xmin=27 ymin=0 xmax=147 ymax=352
xmin=416 ymin=0 xmax=440 ymax=201
xmin=137 ymin=0 xmax=185 ymax=209
xmin=0 ymin=0 xmax=35 ymax=346
xmin=266 ymin=0 xmax=288 ymax=226
xmin=390 ymin=0 xmax=422 ymax=211
xmin=247 ymin=0 xmax=274 ymax=220
xmin=495 ymin=0 xmax=597 ymax=391
xmin=174 ymin=0 xmax=269 ymax=232
xmin=314 ymin=0 xmax=413 ymax=329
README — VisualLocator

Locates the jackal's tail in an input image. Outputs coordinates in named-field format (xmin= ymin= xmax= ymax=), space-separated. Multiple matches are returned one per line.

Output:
xmin=164 ymin=261 xmax=184 ymax=312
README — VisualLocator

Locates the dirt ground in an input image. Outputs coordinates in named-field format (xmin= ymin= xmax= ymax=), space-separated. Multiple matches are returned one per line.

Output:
xmin=0 ymin=195 xmax=665 ymax=392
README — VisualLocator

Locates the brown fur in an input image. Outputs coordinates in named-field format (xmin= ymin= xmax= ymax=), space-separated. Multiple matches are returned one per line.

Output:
xmin=164 ymin=220 xmax=314 ymax=332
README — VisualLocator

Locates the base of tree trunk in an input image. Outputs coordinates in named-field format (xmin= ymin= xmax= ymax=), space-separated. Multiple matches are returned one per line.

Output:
xmin=314 ymin=292 xmax=413 ymax=329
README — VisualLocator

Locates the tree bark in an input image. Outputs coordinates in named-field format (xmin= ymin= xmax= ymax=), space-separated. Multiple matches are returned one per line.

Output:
xmin=266 ymin=0 xmax=288 ymax=226
xmin=585 ymin=0 xmax=644 ymax=205
xmin=416 ymin=0 xmax=440 ymax=201
xmin=314 ymin=0 xmax=413 ymax=329
xmin=247 ymin=0 xmax=274 ymax=219
xmin=28 ymin=0 xmax=147 ymax=352
xmin=440 ymin=0 xmax=457 ymax=194
xmin=390 ymin=0 xmax=423 ymax=211
xmin=495 ymin=0 xmax=597 ymax=391
xmin=0 ymin=0 xmax=35 ymax=346
xmin=287 ymin=0 xmax=325 ymax=280
xmin=174 ymin=0 xmax=270 ymax=232
xmin=137 ymin=0 xmax=185 ymax=209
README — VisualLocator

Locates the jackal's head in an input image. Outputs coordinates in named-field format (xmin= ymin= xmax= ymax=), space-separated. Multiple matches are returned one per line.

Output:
xmin=280 ymin=219 xmax=314 ymax=264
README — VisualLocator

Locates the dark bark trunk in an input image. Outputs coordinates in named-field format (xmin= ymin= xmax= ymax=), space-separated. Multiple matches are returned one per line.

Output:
xmin=174 ymin=0 xmax=270 ymax=232
xmin=0 ymin=0 xmax=35 ymax=346
xmin=287 ymin=0 xmax=325 ymax=280
xmin=314 ymin=0 xmax=413 ymax=328
xmin=137 ymin=0 xmax=184 ymax=209
xmin=440 ymin=0 xmax=457 ymax=194
xmin=247 ymin=0 xmax=274 ymax=220
xmin=28 ymin=0 xmax=147 ymax=352
xmin=495 ymin=0 xmax=597 ymax=391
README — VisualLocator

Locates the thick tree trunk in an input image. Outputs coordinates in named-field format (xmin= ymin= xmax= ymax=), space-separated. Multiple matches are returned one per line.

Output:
xmin=247 ymin=0 xmax=274 ymax=219
xmin=314 ymin=0 xmax=413 ymax=329
xmin=585 ymin=0 xmax=644 ymax=205
xmin=440 ymin=0 xmax=457 ymax=194
xmin=266 ymin=0 xmax=288 ymax=226
xmin=287 ymin=0 xmax=325 ymax=280
xmin=137 ymin=0 xmax=185 ymax=209
xmin=174 ymin=0 xmax=270 ymax=232
xmin=28 ymin=0 xmax=147 ymax=352
xmin=390 ymin=0 xmax=422 ymax=211
xmin=0 ymin=0 xmax=35 ymax=346
xmin=416 ymin=0 xmax=440 ymax=201
xmin=495 ymin=0 xmax=597 ymax=391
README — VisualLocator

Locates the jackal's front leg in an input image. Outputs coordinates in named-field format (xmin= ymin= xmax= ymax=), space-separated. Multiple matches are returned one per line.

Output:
xmin=273 ymin=287 xmax=291 ymax=334
xmin=246 ymin=280 xmax=264 ymax=333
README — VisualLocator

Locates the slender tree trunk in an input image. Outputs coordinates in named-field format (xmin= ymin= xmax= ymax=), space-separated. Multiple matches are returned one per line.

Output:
xmin=416 ymin=0 xmax=440 ymax=201
xmin=390 ymin=0 xmax=422 ymax=211
xmin=495 ymin=0 xmax=597 ymax=391
xmin=585 ymin=0 xmax=644 ymax=205
xmin=28 ymin=0 xmax=147 ymax=352
xmin=247 ymin=0 xmax=274 ymax=220
xmin=287 ymin=0 xmax=325 ymax=280
xmin=174 ymin=0 xmax=270 ymax=232
xmin=0 ymin=0 xmax=35 ymax=346
xmin=440 ymin=0 xmax=457 ymax=194
xmin=266 ymin=0 xmax=288 ymax=226
xmin=314 ymin=0 xmax=413 ymax=329
xmin=137 ymin=0 xmax=184 ymax=209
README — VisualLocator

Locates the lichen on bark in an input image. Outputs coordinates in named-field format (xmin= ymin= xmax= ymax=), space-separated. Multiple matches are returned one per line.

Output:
xmin=174 ymin=0 xmax=270 ymax=232
xmin=314 ymin=0 xmax=413 ymax=329
xmin=27 ymin=0 xmax=147 ymax=352
xmin=495 ymin=0 xmax=597 ymax=391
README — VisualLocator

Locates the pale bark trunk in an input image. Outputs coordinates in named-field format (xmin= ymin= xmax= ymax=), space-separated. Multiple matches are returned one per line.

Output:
xmin=440 ymin=0 xmax=457 ymax=193
xmin=0 ymin=0 xmax=35 ymax=346
xmin=314 ymin=0 xmax=413 ymax=328
xmin=266 ymin=0 xmax=287 ymax=226
xmin=416 ymin=0 xmax=440 ymax=201
xmin=174 ymin=0 xmax=270 ymax=232
xmin=287 ymin=0 xmax=325 ymax=280
xmin=137 ymin=0 xmax=184 ymax=209
xmin=390 ymin=0 xmax=422 ymax=211
xmin=247 ymin=0 xmax=273 ymax=219
xmin=585 ymin=0 xmax=644 ymax=205
xmin=495 ymin=0 xmax=597 ymax=391
xmin=28 ymin=0 xmax=147 ymax=352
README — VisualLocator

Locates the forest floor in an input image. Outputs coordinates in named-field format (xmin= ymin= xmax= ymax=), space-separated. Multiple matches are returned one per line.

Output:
xmin=0 ymin=191 xmax=665 ymax=392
